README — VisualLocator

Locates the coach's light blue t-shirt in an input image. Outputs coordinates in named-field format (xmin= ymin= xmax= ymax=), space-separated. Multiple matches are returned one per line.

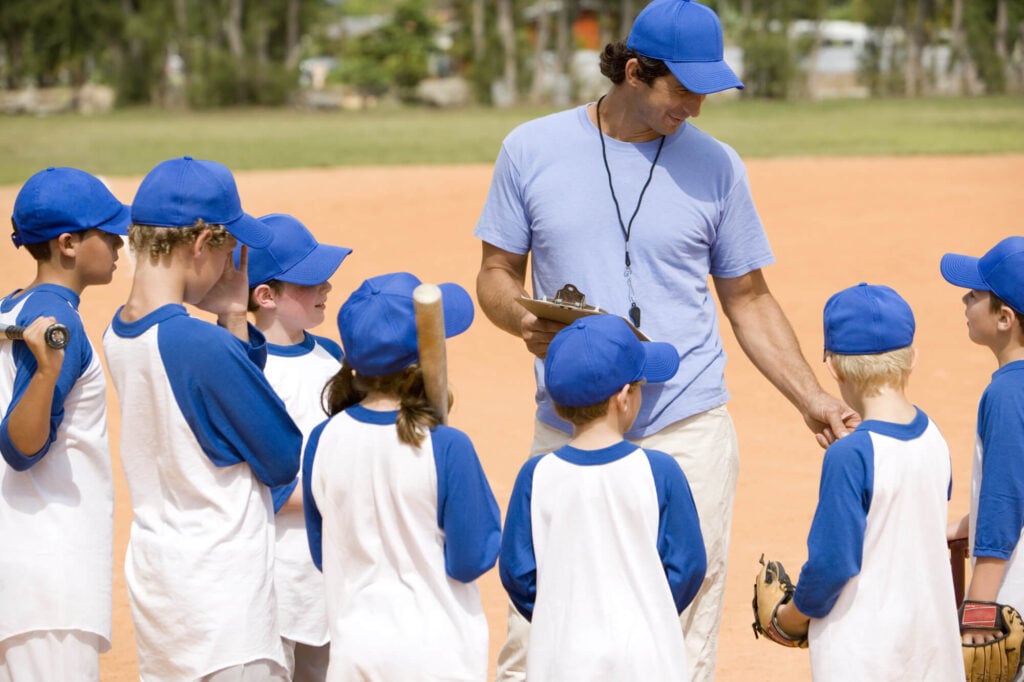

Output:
xmin=475 ymin=105 xmax=774 ymax=439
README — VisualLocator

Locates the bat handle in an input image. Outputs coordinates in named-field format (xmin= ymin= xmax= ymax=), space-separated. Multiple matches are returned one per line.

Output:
xmin=3 ymin=323 xmax=70 ymax=349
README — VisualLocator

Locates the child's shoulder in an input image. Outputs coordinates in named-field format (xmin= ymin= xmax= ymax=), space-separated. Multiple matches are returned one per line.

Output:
xmin=307 ymin=332 xmax=343 ymax=361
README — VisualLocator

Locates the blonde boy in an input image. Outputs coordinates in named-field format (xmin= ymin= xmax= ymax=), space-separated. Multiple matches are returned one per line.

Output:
xmin=942 ymin=237 xmax=1024 ymax=670
xmin=102 ymin=156 xmax=301 ymax=681
xmin=1 ymin=167 xmax=128 ymax=680
xmin=770 ymin=283 xmax=962 ymax=680
xmin=499 ymin=314 xmax=706 ymax=681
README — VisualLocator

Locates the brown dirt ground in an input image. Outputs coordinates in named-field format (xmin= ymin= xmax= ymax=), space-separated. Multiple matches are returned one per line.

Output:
xmin=2 ymin=155 xmax=1022 ymax=681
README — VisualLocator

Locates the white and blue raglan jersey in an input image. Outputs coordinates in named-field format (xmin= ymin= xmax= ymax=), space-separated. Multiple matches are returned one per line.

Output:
xmin=793 ymin=409 xmax=962 ymax=681
xmin=103 ymin=304 xmax=302 ymax=681
xmin=303 ymin=404 xmax=501 ymax=682
xmin=0 ymin=285 xmax=113 ymax=648
xmin=264 ymin=332 xmax=341 ymax=648
xmin=969 ymin=360 xmax=1024 ymax=615
xmin=499 ymin=441 xmax=706 ymax=682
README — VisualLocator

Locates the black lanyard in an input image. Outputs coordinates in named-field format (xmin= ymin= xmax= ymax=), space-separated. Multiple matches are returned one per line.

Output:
xmin=595 ymin=95 xmax=665 ymax=329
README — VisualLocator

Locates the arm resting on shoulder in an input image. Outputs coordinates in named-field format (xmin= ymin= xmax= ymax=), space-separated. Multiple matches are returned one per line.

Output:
xmin=713 ymin=269 xmax=859 ymax=447
xmin=477 ymin=242 xmax=565 ymax=360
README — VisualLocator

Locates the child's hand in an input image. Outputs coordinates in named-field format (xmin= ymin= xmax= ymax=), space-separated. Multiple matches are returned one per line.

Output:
xmin=21 ymin=316 xmax=65 ymax=376
xmin=196 ymin=245 xmax=250 ymax=319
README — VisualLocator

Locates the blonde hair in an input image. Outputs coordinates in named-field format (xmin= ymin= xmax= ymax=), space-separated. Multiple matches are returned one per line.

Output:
xmin=322 ymin=361 xmax=449 ymax=447
xmin=553 ymin=382 xmax=641 ymax=426
xmin=129 ymin=219 xmax=233 ymax=260
xmin=827 ymin=347 xmax=914 ymax=396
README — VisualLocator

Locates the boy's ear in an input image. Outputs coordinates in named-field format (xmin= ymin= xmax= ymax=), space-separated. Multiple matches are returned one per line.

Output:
xmin=909 ymin=347 xmax=919 ymax=371
xmin=192 ymin=228 xmax=214 ymax=256
xmin=824 ymin=354 xmax=842 ymax=383
xmin=251 ymin=283 xmax=277 ymax=309
xmin=613 ymin=383 xmax=632 ymax=411
xmin=996 ymin=304 xmax=1017 ymax=332
xmin=54 ymin=232 xmax=80 ymax=258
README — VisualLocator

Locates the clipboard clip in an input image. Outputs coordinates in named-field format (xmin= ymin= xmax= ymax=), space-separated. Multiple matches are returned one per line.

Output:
xmin=548 ymin=284 xmax=598 ymax=311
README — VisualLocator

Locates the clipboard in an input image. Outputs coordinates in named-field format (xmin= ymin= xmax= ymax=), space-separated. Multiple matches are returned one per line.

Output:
xmin=517 ymin=284 xmax=651 ymax=341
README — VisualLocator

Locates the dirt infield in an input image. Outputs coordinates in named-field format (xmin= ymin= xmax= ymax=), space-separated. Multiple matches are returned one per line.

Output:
xmin=2 ymin=155 xmax=1021 ymax=680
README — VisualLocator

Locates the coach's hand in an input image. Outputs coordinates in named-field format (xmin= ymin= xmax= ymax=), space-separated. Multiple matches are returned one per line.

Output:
xmin=521 ymin=312 xmax=566 ymax=360
xmin=803 ymin=390 xmax=860 ymax=448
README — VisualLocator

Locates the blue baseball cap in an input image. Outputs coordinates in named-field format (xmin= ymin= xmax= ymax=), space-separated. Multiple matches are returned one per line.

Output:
xmin=823 ymin=283 xmax=915 ymax=355
xmin=626 ymin=0 xmax=744 ymax=95
xmin=940 ymin=236 xmax=1024 ymax=315
xmin=545 ymin=315 xmax=680 ymax=408
xmin=338 ymin=272 xmax=474 ymax=376
xmin=11 ymin=167 xmax=130 ymax=248
xmin=238 ymin=213 xmax=352 ymax=286
xmin=130 ymin=156 xmax=272 ymax=248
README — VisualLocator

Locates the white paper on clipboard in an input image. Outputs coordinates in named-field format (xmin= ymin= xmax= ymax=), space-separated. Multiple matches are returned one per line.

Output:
xmin=516 ymin=284 xmax=651 ymax=342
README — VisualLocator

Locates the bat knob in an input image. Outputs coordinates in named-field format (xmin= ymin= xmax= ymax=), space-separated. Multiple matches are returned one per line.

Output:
xmin=44 ymin=323 xmax=70 ymax=350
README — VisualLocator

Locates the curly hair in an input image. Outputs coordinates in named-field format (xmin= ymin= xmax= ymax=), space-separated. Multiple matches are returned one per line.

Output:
xmin=129 ymin=219 xmax=234 ymax=260
xmin=600 ymin=40 xmax=671 ymax=85
xmin=322 ymin=361 xmax=449 ymax=447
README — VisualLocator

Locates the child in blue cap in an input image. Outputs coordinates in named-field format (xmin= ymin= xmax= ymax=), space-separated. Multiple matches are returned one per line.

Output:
xmin=1 ymin=167 xmax=128 ymax=680
xmin=103 ymin=156 xmax=302 ymax=681
xmin=763 ymin=283 xmax=961 ymax=680
xmin=942 ymin=237 xmax=1024 ymax=668
xmin=499 ymin=314 xmax=706 ymax=682
xmin=302 ymin=272 xmax=500 ymax=681
xmin=241 ymin=212 xmax=352 ymax=680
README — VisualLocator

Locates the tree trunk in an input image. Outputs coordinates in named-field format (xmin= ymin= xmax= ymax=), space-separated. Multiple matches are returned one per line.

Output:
xmin=497 ymin=0 xmax=517 ymax=106
xmin=529 ymin=1 xmax=551 ymax=104
xmin=285 ymin=0 xmax=301 ymax=68
xmin=472 ymin=0 xmax=485 ymax=63
xmin=949 ymin=0 xmax=978 ymax=95
xmin=620 ymin=0 xmax=635 ymax=39
xmin=224 ymin=0 xmax=245 ymax=59
xmin=904 ymin=0 xmax=928 ymax=97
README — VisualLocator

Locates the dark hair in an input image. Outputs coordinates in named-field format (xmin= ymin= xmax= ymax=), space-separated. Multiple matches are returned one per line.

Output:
xmin=321 ymin=360 xmax=450 ymax=447
xmin=600 ymin=40 xmax=671 ymax=85
xmin=12 ymin=221 xmax=52 ymax=260
xmin=551 ymin=382 xmax=641 ymax=425
xmin=989 ymin=292 xmax=1024 ymax=331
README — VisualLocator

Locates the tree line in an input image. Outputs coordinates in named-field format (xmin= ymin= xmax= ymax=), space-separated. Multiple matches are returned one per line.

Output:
xmin=0 ymin=0 xmax=1021 ymax=109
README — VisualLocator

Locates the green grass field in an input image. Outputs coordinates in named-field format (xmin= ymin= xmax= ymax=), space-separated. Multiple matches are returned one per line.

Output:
xmin=1 ymin=95 xmax=1022 ymax=184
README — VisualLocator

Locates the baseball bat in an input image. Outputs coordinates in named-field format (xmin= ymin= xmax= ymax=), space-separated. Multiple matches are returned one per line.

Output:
xmin=413 ymin=284 xmax=449 ymax=425
xmin=2 ymin=323 xmax=70 ymax=350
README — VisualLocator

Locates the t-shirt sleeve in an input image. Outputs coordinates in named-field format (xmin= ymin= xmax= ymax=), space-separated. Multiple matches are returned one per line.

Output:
xmin=303 ymin=421 xmax=326 ymax=572
xmin=792 ymin=432 xmax=873 ymax=618
xmin=499 ymin=455 xmax=544 ymax=622
xmin=432 ymin=425 xmax=501 ymax=582
xmin=974 ymin=378 xmax=1024 ymax=559
xmin=473 ymin=141 xmax=532 ymax=255
xmin=158 ymin=318 xmax=302 ymax=487
xmin=707 ymin=148 xmax=775 ymax=279
xmin=645 ymin=449 xmax=707 ymax=614
xmin=0 ymin=295 xmax=91 ymax=470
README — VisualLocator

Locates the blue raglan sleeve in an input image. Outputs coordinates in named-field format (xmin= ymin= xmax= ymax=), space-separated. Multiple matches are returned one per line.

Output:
xmin=792 ymin=431 xmax=874 ymax=618
xmin=432 ymin=425 xmax=501 ymax=582
xmin=311 ymin=334 xmax=343 ymax=363
xmin=303 ymin=420 xmax=327 ymax=571
xmin=645 ymin=449 xmax=707 ymax=614
xmin=499 ymin=455 xmax=543 ymax=622
xmin=0 ymin=294 xmax=91 ymax=471
xmin=158 ymin=318 xmax=301 ymax=486
xmin=974 ymin=376 xmax=1024 ymax=559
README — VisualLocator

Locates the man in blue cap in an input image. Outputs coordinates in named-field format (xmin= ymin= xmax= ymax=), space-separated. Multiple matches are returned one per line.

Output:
xmin=473 ymin=1 xmax=858 ymax=679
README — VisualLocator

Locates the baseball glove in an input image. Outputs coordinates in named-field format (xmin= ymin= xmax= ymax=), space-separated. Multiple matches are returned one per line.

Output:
xmin=961 ymin=600 xmax=1024 ymax=682
xmin=751 ymin=554 xmax=807 ymax=648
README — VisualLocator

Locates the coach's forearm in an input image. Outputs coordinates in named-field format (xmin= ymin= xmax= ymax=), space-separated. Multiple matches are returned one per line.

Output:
xmin=477 ymin=259 xmax=529 ymax=339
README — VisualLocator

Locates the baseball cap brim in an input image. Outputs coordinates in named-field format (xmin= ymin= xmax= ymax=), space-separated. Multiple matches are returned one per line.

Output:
xmin=438 ymin=282 xmax=475 ymax=338
xmin=274 ymin=243 xmax=353 ymax=286
xmin=940 ymin=253 xmax=988 ymax=291
xmin=665 ymin=60 xmax=744 ymax=95
xmin=640 ymin=340 xmax=681 ymax=384
xmin=224 ymin=211 xmax=273 ymax=249
xmin=97 ymin=203 xmax=132 ymax=236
